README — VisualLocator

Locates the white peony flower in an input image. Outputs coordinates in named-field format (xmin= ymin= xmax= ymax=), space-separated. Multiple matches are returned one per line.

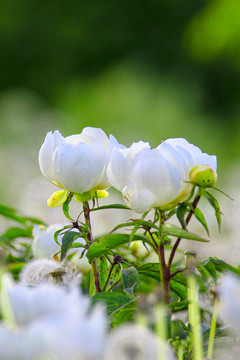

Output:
xmin=109 ymin=137 xmax=217 ymax=213
xmin=122 ymin=146 xmax=190 ymax=213
xmin=104 ymin=324 xmax=176 ymax=360
xmin=39 ymin=127 xmax=122 ymax=194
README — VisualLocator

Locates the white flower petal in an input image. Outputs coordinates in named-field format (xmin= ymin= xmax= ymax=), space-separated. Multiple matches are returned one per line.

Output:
xmin=123 ymin=187 xmax=156 ymax=213
xmin=38 ymin=130 xmax=64 ymax=184
xmin=53 ymin=141 xmax=107 ymax=193
xmin=107 ymin=147 xmax=130 ymax=191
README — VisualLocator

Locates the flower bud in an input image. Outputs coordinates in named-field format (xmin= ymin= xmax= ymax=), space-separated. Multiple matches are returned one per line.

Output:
xmin=189 ymin=165 xmax=217 ymax=187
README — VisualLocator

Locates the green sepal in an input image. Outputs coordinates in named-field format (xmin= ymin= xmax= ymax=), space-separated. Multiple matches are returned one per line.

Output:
xmin=73 ymin=190 xmax=95 ymax=202
xmin=47 ymin=190 xmax=69 ymax=208
xmin=202 ymin=191 xmax=221 ymax=231
xmin=95 ymin=190 xmax=109 ymax=199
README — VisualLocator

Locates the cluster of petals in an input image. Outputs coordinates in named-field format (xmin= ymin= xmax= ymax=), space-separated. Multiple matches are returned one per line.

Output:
xmin=39 ymin=128 xmax=217 ymax=213
xmin=39 ymin=127 xmax=123 ymax=194
xmin=107 ymin=137 xmax=217 ymax=213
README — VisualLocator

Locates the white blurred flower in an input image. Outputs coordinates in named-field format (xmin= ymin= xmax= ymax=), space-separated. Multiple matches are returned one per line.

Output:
xmin=104 ymin=324 xmax=176 ymax=360
xmin=218 ymin=274 xmax=240 ymax=332
xmin=109 ymin=138 xmax=217 ymax=213
xmin=0 ymin=276 xmax=107 ymax=360
xmin=39 ymin=127 xmax=122 ymax=194
xmin=32 ymin=224 xmax=62 ymax=259
xmin=20 ymin=259 xmax=81 ymax=287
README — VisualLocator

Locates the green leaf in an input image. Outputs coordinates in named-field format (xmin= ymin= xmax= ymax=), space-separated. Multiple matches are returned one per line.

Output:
xmin=129 ymin=210 xmax=150 ymax=244
xmin=0 ymin=227 xmax=32 ymax=241
xmin=90 ymin=204 xmax=131 ymax=212
xmin=0 ymin=204 xmax=26 ymax=224
xmin=137 ymin=263 xmax=161 ymax=281
xmin=193 ymin=208 xmax=209 ymax=236
xmin=198 ymin=258 xmax=217 ymax=281
xmin=170 ymin=280 xmax=187 ymax=300
xmin=177 ymin=204 xmax=187 ymax=229
xmin=0 ymin=204 xmax=44 ymax=226
xmin=111 ymin=219 xmax=159 ymax=234
xmin=170 ymin=299 xmax=189 ymax=312
xmin=86 ymin=234 xmax=152 ymax=263
xmin=90 ymin=257 xmax=109 ymax=296
xmin=62 ymin=193 xmax=73 ymax=221
xmin=209 ymin=257 xmax=240 ymax=277
xmin=212 ymin=186 xmax=234 ymax=201
xmin=202 ymin=191 xmax=221 ymax=231
xmin=92 ymin=292 xmax=133 ymax=315
xmin=110 ymin=307 xmax=135 ymax=328
xmin=171 ymin=319 xmax=188 ymax=339
xmin=89 ymin=268 xmax=96 ymax=296
xmin=162 ymin=224 xmax=209 ymax=242
xmin=98 ymin=256 xmax=109 ymax=290
xmin=106 ymin=264 xmax=122 ymax=291
xmin=60 ymin=231 xmax=80 ymax=261
xmin=122 ymin=267 xmax=140 ymax=296
xmin=54 ymin=226 xmax=72 ymax=246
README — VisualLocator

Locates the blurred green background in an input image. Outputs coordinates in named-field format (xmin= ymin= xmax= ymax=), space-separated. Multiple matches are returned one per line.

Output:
xmin=1 ymin=0 xmax=240 ymax=208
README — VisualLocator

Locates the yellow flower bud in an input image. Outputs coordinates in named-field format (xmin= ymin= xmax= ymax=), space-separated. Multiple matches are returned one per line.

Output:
xmin=189 ymin=165 xmax=217 ymax=187
xmin=95 ymin=190 xmax=109 ymax=199
xmin=47 ymin=190 xmax=69 ymax=207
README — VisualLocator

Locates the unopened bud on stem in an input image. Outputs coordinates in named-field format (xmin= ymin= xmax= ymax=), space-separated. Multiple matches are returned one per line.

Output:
xmin=189 ymin=165 xmax=217 ymax=187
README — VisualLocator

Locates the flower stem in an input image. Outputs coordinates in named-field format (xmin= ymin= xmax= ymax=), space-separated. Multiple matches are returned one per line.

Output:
xmin=188 ymin=274 xmax=203 ymax=360
xmin=207 ymin=299 xmax=218 ymax=359
xmin=168 ymin=194 xmax=201 ymax=269
xmin=83 ymin=201 xmax=101 ymax=293
xmin=178 ymin=344 xmax=184 ymax=360
xmin=158 ymin=211 xmax=170 ymax=304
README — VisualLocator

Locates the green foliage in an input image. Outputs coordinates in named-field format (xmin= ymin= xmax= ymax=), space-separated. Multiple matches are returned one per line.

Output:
xmin=91 ymin=292 xmax=134 ymax=316
xmin=62 ymin=193 xmax=74 ymax=221
xmin=60 ymin=231 xmax=83 ymax=261
xmin=193 ymin=208 xmax=210 ymax=236
xmin=162 ymin=223 xmax=209 ymax=242
xmin=0 ymin=203 xmax=44 ymax=226
xmin=202 ymin=191 xmax=221 ymax=231
xmin=86 ymin=233 xmax=151 ymax=263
